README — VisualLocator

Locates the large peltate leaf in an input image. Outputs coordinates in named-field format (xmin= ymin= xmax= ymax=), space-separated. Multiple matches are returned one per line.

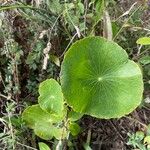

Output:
xmin=61 ymin=37 xmax=143 ymax=119
xmin=38 ymin=79 xmax=64 ymax=115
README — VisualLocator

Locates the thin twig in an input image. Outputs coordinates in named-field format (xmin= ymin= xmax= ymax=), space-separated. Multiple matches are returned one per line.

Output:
xmin=7 ymin=107 xmax=15 ymax=149
xmin=86 ymin=129 xmax=91 ymax=145
xmin=109 ymin=120 xmax=124 ymax=141
xmin=103 ymin=10 xmax=113 ymax=40
xmin=49 ymin=14 xmax=62 ymax=39
xmin=64 ymin=0 xmax=81 ymax=38
xmin=0 ymin=93 xmax=15 ymax=102
xmin=60 ymin=33 xmax=78 ymax=58
xmin=0 ymin=72 xmax=6 ymax=88
xmin=124 ymin=116 xmax=147 ymax=129
xmin=84 ymin=0 xmax=88 ymax=36
xmin=17 ymin=142 xmax=38 ymax=150
xmin=113 ymin=4 xmax=142 ymax=40
xmin=0 ymin=4 xmax=56 ymax=16
xmin=115 ymin=2 xmax=138 ymax=21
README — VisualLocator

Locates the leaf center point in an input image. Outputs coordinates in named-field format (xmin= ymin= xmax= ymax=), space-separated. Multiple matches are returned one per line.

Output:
xmin=98 ymin=77 xmax=103 ymax=82
xmin=50 ymin=95 xmax=55 ymax=99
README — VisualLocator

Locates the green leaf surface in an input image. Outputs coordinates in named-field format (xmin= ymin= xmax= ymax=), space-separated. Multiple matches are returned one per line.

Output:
xmin=92 ymin=0 xmax=105 ymax=29
xmin=22 ymin=105 xmax=52 ymax=129
xmin=22 ymin=105 xmax=65 ymax=140
xmin=38 ymin=79 xmax=64 ymax=115
xmin=135 ymin=131 xmax=145 ymax=142
xmin=83 ymin=144 xmax=92 ymax=150
xmin=69 ymin=122 xmax=81 ymax=136
xmin=95 ymin=0 xmax=105 ymax=19
xmin=34 ymin=123 xmax=65 ymax=140
xmin=50 ymin=55 xmax=60 ymax=67
xmin=146 ymin=124 xmax=150 ymax=136
xmin=144 ymin=136 xmax=150 ymax=144
xmin=78 ymin=2 xmax=84 ymax=14
xmin=68 ymin=111 xmax=83 ymax=121
xmin=22 ymin=105 xmax=62 ymax=129
xmin=139 ymin=56 xmax=150 ymax=65
xmin=61 ymin=37 xmax=143 ymax=119
xmin=46 ymin=0 xmax=62 ymax=14
xmin=39 ymin=142 xmax=51 ymax=150
xmin=136 ymin=37 xmax=150 ymax=45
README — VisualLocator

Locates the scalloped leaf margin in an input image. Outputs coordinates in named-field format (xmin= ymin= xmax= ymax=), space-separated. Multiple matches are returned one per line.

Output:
xmin=60 ymin=36 xmax=143 ymax=119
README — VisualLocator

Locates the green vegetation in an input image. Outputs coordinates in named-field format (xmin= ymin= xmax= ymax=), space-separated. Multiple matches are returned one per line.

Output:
xmin=22 ymin=36 xmax=143 ymax=149
xmin=0 ymin=0 xmax=149 ymax=149
xmin=61 ymin=37 xmax=143 ymax=118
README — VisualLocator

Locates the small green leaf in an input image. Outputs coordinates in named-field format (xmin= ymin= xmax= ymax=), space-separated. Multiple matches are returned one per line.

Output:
xmin=26 ymin=53 xmax=36 ymax=64
xmin=22 ymin=105 xmax=65 ymax=140
xmin=135 ymin=131 xmax=145 ymax=141
xmin=66 ymin=3 xmax=74 ymax=10
xmin=38 ymin=79 xmax=64 ymax=115
xmin=69 ymin=122 xmax=81 ymax=136
xmin=22 ymin=105 xmax=55 ymax=129
xmin=112 ymin=22 xmax=120 ymax=37
xmin=136 ymin=37 xmax=150 ymax=45
xmin=144 ymin=136 xmax=150 ymax=144
xmin=39 ymin=142 xmax=51 ymax=150
xmin=68 ymin=111 xmax=83 ymax=121
xmin=34 ymin=123 xmax=65 ymax=140
xmin=139 ymin=56 xmax=150 ymax=65
xmin=22 ymin=105 xmax=62 ymax=128
xmin=78 ymin=2 xmax=84 ymax=14
xmin=50 ymin=55 xmax=60 ymax=67
xmin=147 ymin=145 xmax=150 ymax=149
xmin=146 ymin=124 xmax=150 ymax=136
xmin=46 ymin=0 xmax=62 ymax=14
xmin=10 ymin=116 xmax=23 ymax=128
xmin=92 ymin=0 xmax=105 ymax=27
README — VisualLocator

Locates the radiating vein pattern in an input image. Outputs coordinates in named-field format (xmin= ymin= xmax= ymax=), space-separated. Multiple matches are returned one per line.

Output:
xmin=61 ymin=37 xmax=143 ymax=119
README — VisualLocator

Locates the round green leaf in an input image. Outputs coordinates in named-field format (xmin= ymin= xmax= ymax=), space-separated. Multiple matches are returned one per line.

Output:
xmin=68 ymin=111 xmax=83 ymax=121
xmin=34 ymin=123 xmax=66 ymax=140
xmin=144 ymin=136 xmax=150 ymax=144
xmin=38 ymin=79 xmax=64 ymax=115
xmin=22 ymin=105 xmax=66 ymax=140
xmin=61 ymin=37 xmax=143 ymax=119
xmin=136 ymin=37 xmax=150 ymax=45
xmin=139 ymin=56 xmax=150 ymax=65
xmin=22 ymin=105 xmax=62 ymax=129
xmin=69 ymin=122 xmax=81 ymax=136
xmin=135 ymin=131 xmax=145 ymax=141
xmin=39 ymin=142 xmax=51 ymax=150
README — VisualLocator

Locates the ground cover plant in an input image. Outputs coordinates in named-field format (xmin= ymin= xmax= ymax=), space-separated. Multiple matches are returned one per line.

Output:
xmin=0 ymin=0 xmax=150 ymax=150
xmin=22 ymin=36 xmax=144 ymax=149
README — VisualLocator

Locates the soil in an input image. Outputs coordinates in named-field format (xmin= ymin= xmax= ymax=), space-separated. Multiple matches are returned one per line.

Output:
xmin=77 ymin=107 xmax=150 ymax=150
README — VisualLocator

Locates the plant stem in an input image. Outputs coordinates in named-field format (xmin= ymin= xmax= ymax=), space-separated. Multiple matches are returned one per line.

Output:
xmin=86 ymin=129 xmax=91 ymax=145
xmin=17 ymin=142 xmax=37 ymax=150
xmin=0 ymin=93 xmax=15 ymax=102
xmin=0 ymin=5 xmax=56 ymax=16
xmin=56 ymin=140 xmax=63 ymax=150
